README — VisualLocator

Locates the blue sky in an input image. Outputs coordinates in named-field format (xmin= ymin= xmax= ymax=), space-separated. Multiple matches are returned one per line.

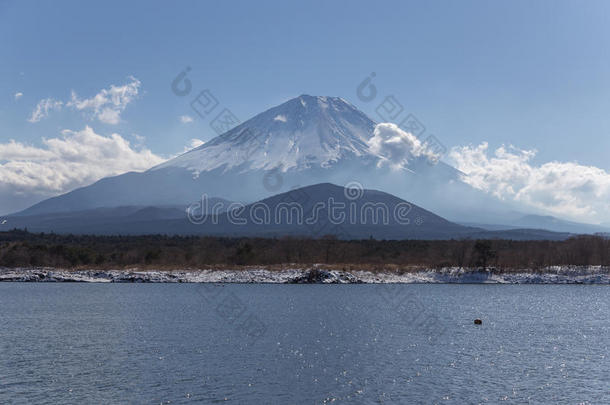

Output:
xmin=1 ymin=0 xmax=610 ymax=220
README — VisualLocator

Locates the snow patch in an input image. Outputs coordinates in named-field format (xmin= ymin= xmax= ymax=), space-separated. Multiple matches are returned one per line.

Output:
xmin=1 ymin=266 xmax=609 ymax=284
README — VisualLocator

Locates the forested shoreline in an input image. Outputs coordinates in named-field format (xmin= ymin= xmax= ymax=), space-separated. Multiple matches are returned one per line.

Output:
xmin=1 ymin=230 xmax=608 ymax=270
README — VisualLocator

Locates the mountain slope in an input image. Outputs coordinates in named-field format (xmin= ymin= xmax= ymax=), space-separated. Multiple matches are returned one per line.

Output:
xmin=17 ymin=95 xmax=469 ymax=217
xmin=461 ymin=214 xmax=610 ymax=235
xmin=154 ymin=95 xmax=377 ymax=174
xmin=15 ymin=95 xmax=530 ymax=228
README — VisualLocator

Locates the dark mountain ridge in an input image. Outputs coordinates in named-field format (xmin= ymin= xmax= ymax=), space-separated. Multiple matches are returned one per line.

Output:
xmin=3 ymin=183 xmax=571 ymax=240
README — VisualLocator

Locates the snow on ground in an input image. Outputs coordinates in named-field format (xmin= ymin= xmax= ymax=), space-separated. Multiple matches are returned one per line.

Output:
xmin=0 ymin=266 xmax=609 ymax=284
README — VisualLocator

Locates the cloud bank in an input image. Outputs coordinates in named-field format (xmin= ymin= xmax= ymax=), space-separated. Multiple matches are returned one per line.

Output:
xmin=0 ymin=126 xmax=165 ymax=206
xmin=450 ymin=142 xmax=610 ymax=222
xmin=367 ymin=123 xmax=439 ymax=169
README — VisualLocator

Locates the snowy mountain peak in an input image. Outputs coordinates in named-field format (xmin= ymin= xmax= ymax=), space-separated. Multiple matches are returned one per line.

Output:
xmin=153 ymin=95 xmax=377 ymax=174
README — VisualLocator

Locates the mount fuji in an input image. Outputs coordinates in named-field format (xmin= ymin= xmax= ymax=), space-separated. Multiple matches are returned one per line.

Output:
xmin=18 ymin=94 xmax=482 ymax=220
xmin=156 ymin=95 xmax=377 ymax=174
xmin=6 ymin=94 xmax=589 ymax=238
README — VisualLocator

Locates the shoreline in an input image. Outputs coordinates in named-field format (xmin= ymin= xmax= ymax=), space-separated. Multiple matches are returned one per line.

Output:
xmin=1 ymin=266 xmax=609 ymax=284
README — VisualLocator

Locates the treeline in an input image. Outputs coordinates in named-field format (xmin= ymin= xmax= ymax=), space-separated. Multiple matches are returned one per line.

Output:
xmin=0 ymin=230 xmax=608 ymax=270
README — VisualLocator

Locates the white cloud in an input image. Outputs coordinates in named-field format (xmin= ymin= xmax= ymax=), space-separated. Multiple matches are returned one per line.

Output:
xmin=66 ymin=76 xmax=141 ymax=124
xmin=273 ymin=114 xmax=287 ymax=122
xmin=367 ymin=123 xmax=439 ymax=169
xmin=14 ymin=92 xmax=23 ymax=101
xmin=28 ymin=98 xmax=63 ymax=122
xmin=180 ymin=115 xmax=194 ymax=124
xmin=28 ymin=77 xmax=141 ymax=125
xmin=176 ymin=138 xmax=205 ymax=155
xmin=0 ymin=126 xmax=165 ymax=199
xmin=450 ymin=142 xmax=610 ymax=222
xmin=188 ymin=138 xmax=204 ymax=149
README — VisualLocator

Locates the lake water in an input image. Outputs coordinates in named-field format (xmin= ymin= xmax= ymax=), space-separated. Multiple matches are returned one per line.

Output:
xmin=0 ymin=284 xmax=608 ymax=404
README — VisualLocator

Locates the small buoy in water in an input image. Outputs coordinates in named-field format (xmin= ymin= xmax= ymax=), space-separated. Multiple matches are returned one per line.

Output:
xmin=474 ymin=319 xmax=482 ymax=325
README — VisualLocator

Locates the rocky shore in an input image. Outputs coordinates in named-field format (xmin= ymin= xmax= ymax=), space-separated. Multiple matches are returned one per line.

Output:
xmin=1 ymin=266 xmax=609 ymax=284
